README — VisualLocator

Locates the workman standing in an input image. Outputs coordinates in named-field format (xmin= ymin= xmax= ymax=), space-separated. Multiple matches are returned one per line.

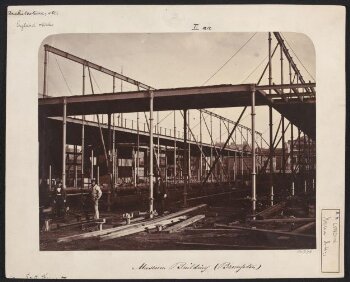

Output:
xmin=91 ymin=179 xmax=102 ymax=219
xmin=53 ymin=179 xmax=66 ymax=218
xmin=153 ymin=173 xmax=167 ymax=216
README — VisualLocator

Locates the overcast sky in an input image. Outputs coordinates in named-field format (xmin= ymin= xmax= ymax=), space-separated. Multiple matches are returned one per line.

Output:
xmin=38 ymin=32 xmax=315 ymax=147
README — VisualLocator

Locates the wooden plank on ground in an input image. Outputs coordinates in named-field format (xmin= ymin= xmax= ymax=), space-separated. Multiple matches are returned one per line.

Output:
xmin=185 ymin=228 xmax=243 ymax=232
xmin=163 ymin=215 xmax=205 ymax=233
xmin=251 ymin=217 xmax=315 ymax=224
xmin=253 ymin=202 xmax=286 ymax=219
xmin=293 ymin=222 xmax=316 ymax=233
xmin=164 ymin=214 xmax=205 ymax=233
xmin=58 ymin=204 xmax=207 ymax=243
xmin=56 ymin=218 xmax=106 ymax=229
xmin=100 ymin=216 xmax=187 ymax=241
xmin=114 ymin=216 xmax=146 ymax=226
xmin=176 ymin=242 xmax=288 ymax=249
xmin=214 ymin=223 xmax=315 ymax=239
xmin=82 ymin=219 xmax=106 ymax=231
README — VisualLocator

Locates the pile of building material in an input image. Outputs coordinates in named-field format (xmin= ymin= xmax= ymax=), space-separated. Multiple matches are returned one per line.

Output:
xmin=214 ymin=223 xmax=315 ymax=239
xmin=100 ymin=215 xmax=188 ymax=241
xmin=162 ymin=215 xmax=205 ymax=233
xmin=58 ymin=204 xmax=207 ymax=243
xmin=247 ymin=202 xmax=286 ymax=220
xmin=179 ymin=200 xmax=316 ymax=248
xmin=212 ymin=200 xmax=316 ymax=240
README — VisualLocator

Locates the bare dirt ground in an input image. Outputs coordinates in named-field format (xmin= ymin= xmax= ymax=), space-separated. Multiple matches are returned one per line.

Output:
xmin=40 ymin=185 xmax=316 ymax=251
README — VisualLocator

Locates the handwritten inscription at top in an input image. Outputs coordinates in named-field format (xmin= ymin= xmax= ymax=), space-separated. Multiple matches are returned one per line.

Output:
xmin=8 ymin=9 xmax=58 ymax=16
xmin=8 ymin=9 xmax=58 ymax=31
xmin=192 ymin=23 xmax=212 ymax=31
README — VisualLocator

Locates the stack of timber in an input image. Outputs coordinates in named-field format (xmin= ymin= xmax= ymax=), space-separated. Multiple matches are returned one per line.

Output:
xmin=248 ymin=202 xmax=286 ymax=220
xmin=251 ymin=217 xmax=314 ymax=224
xmin=52 ymin=218 xmax=106 ymax=230
xmin=214 ymin=224 xmax=315 ymax=239
xmin=162 ymin=215 xmax=205 ymax=233
xmin=100 ymin=215 xmax=187 ymax=241
xmin=175 ymin=242 xmax=289 ymax=250
xmin=292 ymin=222 xmax=316 ymax=234
xmin=58 ymin=204 xmax=207 ymax=243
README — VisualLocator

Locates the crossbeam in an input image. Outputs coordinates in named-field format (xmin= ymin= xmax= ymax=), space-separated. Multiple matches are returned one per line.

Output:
xmin=273 ymin=33 xmax=314 ymax=95
xmin=255 ymin=83 xmax=315 ymax=91
xmin=45 ymin=44 xmax=152 ymax=90
xmin=202 ymin=107 xmax=247 ymax=185
xmin=45 ymin=44 xmax=255 ymax=136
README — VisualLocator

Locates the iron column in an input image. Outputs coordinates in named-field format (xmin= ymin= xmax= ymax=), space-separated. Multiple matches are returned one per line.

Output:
xmin=183 ymin=109 xmax=188 ymax=207
xmin=298 ymin=128 xmax=301 ymax=191
xmin=291 ymin=124 xmax=294 ymax=196
xmin=199 ymin=110 xmax=203 ymax=182
xmin=62 ymin=97 xmax=67 ymax=189
xmin=49 ymin=165 xmax=52 ymax=191
xmin=74 ymin=145 xmax=77 ymax=188
xmin=188 ymin=110 xmax=191 ymax=184
xmin=43 ymin=48 xmax=48 ymax=97
xmin=268 ymin=32 xmax=274 ymax=205
xmin=282 ymin=115 xmax=285 ymax=175
xmin=81 ymin=65 xmax=85 ymax=189
xmin=149 ymin=91 xmax=154 ymax=217
xmin=280 ymin=39 xmax=286 ymax=175
xmin=251 ymin=88 xmax=256 ymax=217
xmin=112 ymin=114 xmax=115 ymax=194
xmin=174 ymin=111 xmax=177 ymax=187
xmin=91 ymin=149 xmax=94 ymax=181
xmin=157 ymin=111 xmax=160 ymax=170
xmin=136 ymin=111 xmax=140 ymax=188
xmin=269 ymin=106 xmax=274 ymax=206
xmin=210 ymin=114 xmax=213 ymax=182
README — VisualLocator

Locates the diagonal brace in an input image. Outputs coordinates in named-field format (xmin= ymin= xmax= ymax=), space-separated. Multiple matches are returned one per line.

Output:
xmin=202 ymin=107 xmax=247 ymax=186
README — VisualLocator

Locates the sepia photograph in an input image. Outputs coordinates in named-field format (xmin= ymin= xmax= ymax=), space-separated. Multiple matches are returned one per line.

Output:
xmin=6 ymin=4 xmax=345 ymax=279
xmin=37 ymin=32 xmax=316 ymax=251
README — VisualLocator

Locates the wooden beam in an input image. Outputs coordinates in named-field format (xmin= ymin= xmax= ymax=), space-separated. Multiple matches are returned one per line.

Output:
xmin=293 ymin=222 xmax=316 ymax=234
xmin=247 ymin=202 xmax=286 ymax=219
xmin=185 ymin=228 xmax=243 ymax=232
xmin=255 ymin=82 xmax=316 ymax=91
xmin=55 ymin=218 xmax=106 ymax=230
xmin=251 ymin=217 xmax=315 ymax=224
xmin=174 ymin=192 xmax=233 ymax=204
xmin=175 ymin=242 xmax=288 ymax=249
xmin=58 ymin=204 xmax=207 ymax=243
xmin=163 ymin=215 xmax=205 ymax=233
xmin=214 ymin=224 xmax=315 ymax=239
xmin=100 ymin=216 xmax=187 ymax=241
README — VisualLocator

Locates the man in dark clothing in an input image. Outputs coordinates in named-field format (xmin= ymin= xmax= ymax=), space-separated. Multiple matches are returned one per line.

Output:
xmin=39 ymin=178 xmax=50 ymax=230
xmin=53 ymin=180 xmax=66 ymax=218
xmin=153 ymin=174 xmax=167 ymax=216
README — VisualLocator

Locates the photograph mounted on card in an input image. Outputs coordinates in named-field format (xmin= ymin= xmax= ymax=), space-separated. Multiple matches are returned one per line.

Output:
xmin=5 ymin=5 xmax=345 ymax=279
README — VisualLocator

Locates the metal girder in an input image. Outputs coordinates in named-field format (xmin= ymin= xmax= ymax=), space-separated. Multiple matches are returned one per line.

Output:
xmin=45 ymin=44 xmax=153 ymax=91
xmin=45 ymin=44 xmax=250 ymax=138
xmin=256 ymin=83 xmax=316 ymax=91
xmin=201 ymin=111 xmax=228 ymax=181
xmin=261 ymin=120 xmax=291 ymax=173
xmin=179 ymin=112 xmax=220 ymax=183
xmin=272 ymin=87 xmax=288 ymax=103
xmin=257 ymin=43 xmax=279 ymax=85
xmin=202 ymin=107 xmax=247 ymax=186
xmin=87 ymin=67 xmax=109 ymax=173
xmin=273 ymin=33 xmax=315 ymax=95
xmin=223 ymin=122 xmax=253 ymax=172
xmin=200 ymin=109 xmax=261 ymax=135
xmin=266 ymin=92 xmax=316 ymax=98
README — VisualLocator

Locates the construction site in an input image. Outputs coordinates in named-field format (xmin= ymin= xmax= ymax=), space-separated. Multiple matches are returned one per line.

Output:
xmin=38 ymin=32 xmax=316 ymax=250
